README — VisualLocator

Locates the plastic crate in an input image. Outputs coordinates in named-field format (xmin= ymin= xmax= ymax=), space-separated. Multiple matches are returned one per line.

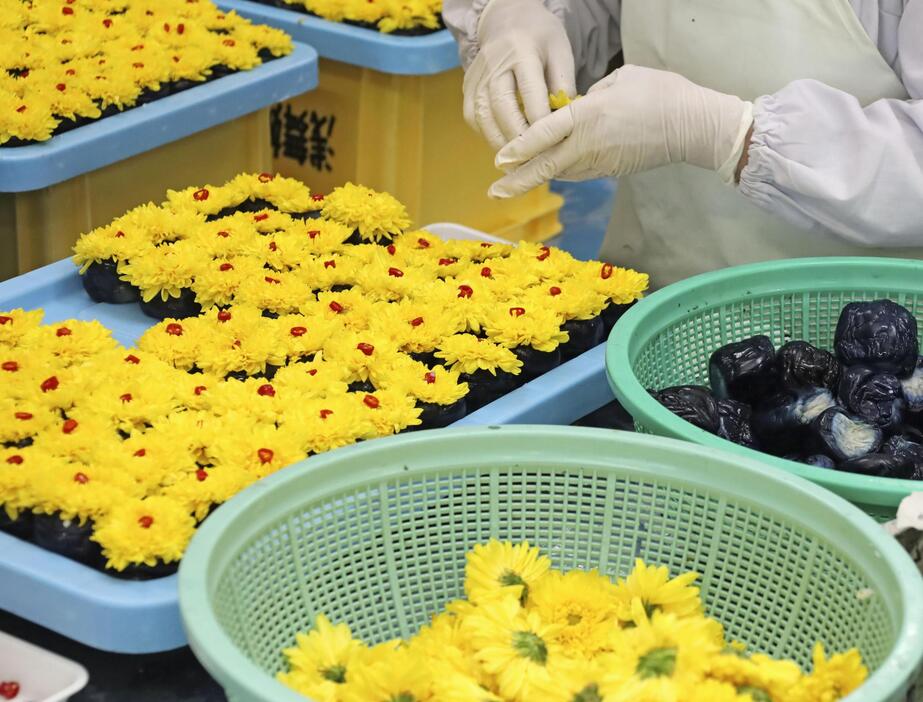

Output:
xmin=606 ymin=257 xmax=923 ymax=522
xmin=0 ymin=44 xmax=319 ymax=281
xmin=178 ymin=425 xmax=923 ymax=702
xmin=0 ymin=226 xmax=615 ymax=654
xmin=216 ymin=0 xmax=564 ymax=242
xmin=0 ymin=630 xmax=88 ymax=701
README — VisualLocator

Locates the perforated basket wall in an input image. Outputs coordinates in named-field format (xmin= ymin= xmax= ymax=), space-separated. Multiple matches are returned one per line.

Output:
xmin=178 ymin=427 xmax=923 ymax=702
xmin=606 ymin=258 xmax=923 ymax=520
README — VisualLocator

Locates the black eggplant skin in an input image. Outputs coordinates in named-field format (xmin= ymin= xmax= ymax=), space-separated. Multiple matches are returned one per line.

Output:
xmin=708 ymin=335 xmax=776 ymax=404
xmin=140 ymin=288 xmax=202 ymax=320
xmin=837 ymin=366 xmax=904 ymax=429
xmin=802 ymin=454 xmax=836 ymax=469
xmin=809 ymin=407 xmax=883 ymax=463
xmin=839 ymin=453 xmax=915 ymax=479
xmin=716 ymin=399 xmax=759 ymax=448
xmin=834 ymin=300 xmax=918 ymax=377
xmin=655 ymin=386 xmax=720 ymax=434
xmin=81 ymin=259 xmax=141 ymax=304
xmin=751 ymin=389 xmax=835 ymax=456
xmin=775 ymin=341 xmax=840 ymax=390
xmin=513 ymin=346 xmax=561 ymax=382
xmin=901 ymin=357 xmax=923 ymax=411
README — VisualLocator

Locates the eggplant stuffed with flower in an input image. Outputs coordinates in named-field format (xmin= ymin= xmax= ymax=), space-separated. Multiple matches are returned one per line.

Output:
xmin=752 ymin=389 xmax=837 ymax=454
xmin=834 ymin=300 xmax=918 ymax=377
xmin=810 ymin=407 xmax=883 ymax=463
xmin=901 ymin=357 xmax=923 ymax=412
xmin=837 ymin=366 xmax=904 ymax=429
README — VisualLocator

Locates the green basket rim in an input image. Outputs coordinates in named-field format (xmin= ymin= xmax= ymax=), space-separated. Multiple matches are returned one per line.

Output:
xmin=178 ymin=426 xmax=923 ymax=702
xmin=607 ymin=256 xmax=923 ymax=510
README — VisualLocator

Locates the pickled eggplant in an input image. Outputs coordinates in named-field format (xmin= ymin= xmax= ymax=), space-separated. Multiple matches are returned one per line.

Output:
xmin=882 ymin=435 xmax=923 ymax=476
xmin=708 ymin=335 xmax=776 ymax=404
xmin=810 ymin=408 xmax=883 ymax=463
xmin=802 ymin=454 xmax=836 ymax=469
xmin=837 ymin=366 xmax=904 ymax=429
xmin=834 ymin=300 xmax=918 ymax=377
xmin=775 ymin=341 xmax=840 ymax=391
xmin=655 ymin=386 xmax=720 ymax=433
xmin=839 ymin=453 xmax=914 ymax=479
xmin=901 ymin=357 xmax=923 ymax=412
xmin=752 ymin=389 xmax=836 ymax=453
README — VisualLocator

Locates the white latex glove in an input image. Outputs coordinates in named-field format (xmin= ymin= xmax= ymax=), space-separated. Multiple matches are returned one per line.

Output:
xmin=489 ymin=65 xmax=754 ymax=198
xmin=463 ymin=0 xmax=576 ymax=151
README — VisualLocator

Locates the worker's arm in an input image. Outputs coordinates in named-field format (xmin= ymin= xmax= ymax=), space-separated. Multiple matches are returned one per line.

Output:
xmin=739 ymin=73 xmax=923 ymax=246
xmin=443 ymin=0 xmax=621 ymax=149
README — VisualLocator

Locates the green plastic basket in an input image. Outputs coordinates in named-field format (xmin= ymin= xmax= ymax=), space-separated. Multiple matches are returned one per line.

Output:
xmin=178 ymin=426 xmax=923 ymax=702
xmin=606 ymin=257 xmax=923 ymax=521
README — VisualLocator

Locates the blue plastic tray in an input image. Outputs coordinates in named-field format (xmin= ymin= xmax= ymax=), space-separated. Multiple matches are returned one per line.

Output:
xmin=0 ymin=43 xmax=319 ymax=193
xmin=217 ymin=0 xmax=459 ymax=75
xmin=0 ymin=258 xmax=613 ymax=653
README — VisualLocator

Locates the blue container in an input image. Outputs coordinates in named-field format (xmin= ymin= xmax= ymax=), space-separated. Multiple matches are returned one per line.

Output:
xmin=0 ymin=43 xmax=319 ymax=192
xmin=0 ymin=258 xmax=614 ymax=653
xmin=216 ymin=0 xmax=458 ymax=75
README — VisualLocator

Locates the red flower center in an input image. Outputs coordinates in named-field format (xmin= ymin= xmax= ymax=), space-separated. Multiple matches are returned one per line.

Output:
xmin=0 ymin=316 xmax=11 ymax=325
xmin=63 ymin=419 xmax=78 ymax=434
xmin=438 ymin=258 xmax=457 ymax=266
xmin=120 ymin=393 xmax=132 ymax=403
xmin=177 ymin=22 xmax=185 ymax=34
xmin=257 ymin=384 xmax=276 ymax=397
xmin=363 ymin=394 xmax=380 ymax=409
xmin=257 ymin=448 xmax=274 ymax=464
xmin=41 ymin=376 xmax=59 ymax=392
xmin=1 ymin=361 xmax=18 ymax=372
xmin=269 ymin=241 xmax=278 ymax=252
xmin=410 ymin=317 xmax=424 ymax=327
xmin=357 ymin=343 xmax=374 ymax=356
xmin=15 ymin=105 xmax=26 ymax=113
xmin=481 ymin=267 xmax=492 ymax=278
xmin=254 ymin=213 xmax=269 ymax=222
xmin=102 ymin=18 xmax=112 ymax=27
xmin=166 ymin=323 xmax=183 ymax=336
xmin=308 ymin=230 xmax=320 ymax=239
xmin=323 ymin=260 xmax=336 ymax=269
xmin=125 ymin=354 xmax=141 ymax=364
xmin=62 ymin=6 xmax=74 ymax=14
xmin=222 ymin=39 xmax=236 ymax=47
xmin=481 ymin=242 xmax=493 ymax=248
xmin=219 ymin=263 xmax=233 ymax=272
xmin=457 ymin=285 xmax=473 ymax=299
xmin=217 ymin=310 xmax=232 ymax=322
xmin=536 ymin=246 xmax=551 ymax=261
xmin=196 ymin=469 xmax=209 ymax=482
xmin=417 ymin=238 xmax=431 ymax=248
xmin=138 ymin=515 xmax=154 ymax=529
xmin=194 ymin=385 xmax=207 ymax=396
xmin=290 ymin=326 xmax=307 ymax=337
xmin=0 ymin=682 xmax=20 ymax=700
xmin=134 ymin=449 xmax=146 ymax=457
xmin=388 ymin=267 xmax=404 ymax=278
xmin=319 ymin=409 xmax=333 ymax=419
xmin=56 ymin=82 xmax=66 ymax=91
xmin=424 ymin=371 xmax=436 ymax=384
xmin=311 ymin=193 xmax=324 ymax=202
xmin=6 ymin=455 xmax=23 ymax=465
xmin=549 ymin=286 xmax=562 ymax=296
xmin=14 ymin=412 xmax=32 ymax=421
xmin=509 ymin=307 xmax=526 ymax=317
xmin=193 ymin=188 xmax=209 ymax=201
xmin=264 ymin=276 xmax=280 ymax=284
xmin=73 ymin=472 xmax=88 ymax=484
xmin=132 ymin=62 xmax=144 ymax=69
xmin=258 ymin=172 xmax=274 ymax=183
xmin=329 ymin=301 xmax=344 ymax=313
xmin=217 ymin=230 xmax=230 ymax=238
xmin=307 ymin=369 xmax=317 ymax=376
xmin=601 ymin=263 xmax=613 ymax=280
xmin=163 ymin=22 xmax=170 ymax=31
xmin=115 ymin=230 xmax=125 ymax=238
xmin=386 ymin=245 xmax=396 ymax=255
xmin=66 ymin=68 xmax=76 ymax=76
xmin=56 ymin=326 xmax=72 ymax=337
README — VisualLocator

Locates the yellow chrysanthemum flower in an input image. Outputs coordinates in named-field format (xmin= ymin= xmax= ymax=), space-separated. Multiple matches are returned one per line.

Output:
xmin=465 ymin=539 xmax=551 ymax=606
xmin=787 ymin=643 xmax=868 ymax=702
xmin=462 ymin=595 xmax=562 ymax=702
xmin=0 ymin=308 xmax=45 ymax=347
xmin=435 ymin=334 xmax=524 ymax=377
xmin=340 ymin=644 xmax=432 ymax=702
xmin=277 ymin=614 xmax=365 ymax=702
xmin=612 ymin=559 xmax=703 ymax=622
xmin=321 ymin=183 xmax=411 ymax=242
xmin=91 ymin=496 xmax=197 ymax=571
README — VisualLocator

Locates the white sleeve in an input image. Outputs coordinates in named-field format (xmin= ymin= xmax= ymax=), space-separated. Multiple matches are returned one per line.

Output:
xmin=443 ymin=0 xmax=622 ymax=91
xmin=738 ymin=2 xmax=923 ymax=247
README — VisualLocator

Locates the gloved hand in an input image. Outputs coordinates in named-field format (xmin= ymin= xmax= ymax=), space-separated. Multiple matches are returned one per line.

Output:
xmin=489 ymin=65 xmax=754 ymax=198
xmin=463 ymin=0 xmax=576 ymax=151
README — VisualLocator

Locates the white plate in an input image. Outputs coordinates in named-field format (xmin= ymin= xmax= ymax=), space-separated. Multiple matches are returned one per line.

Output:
xmin=0 ymin=631 xmax=88 ymax=702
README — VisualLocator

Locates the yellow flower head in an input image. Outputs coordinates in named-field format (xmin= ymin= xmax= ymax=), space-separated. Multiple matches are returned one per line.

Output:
xmin=340 ymin=644 xmax=432 ymax=702
xmin=482 ymin=302 xmax=569 ymax=352
xmin=465 ymin=539 xmax=551 ymax=606
xmin=91 ymin=496 xmax=197 ymax=571
xmin=0 ymin=308 xmax=44 ymax=348
xmin=612 ymin=559 xmax=703 ymax=623
xmin=788 ymin=643 xmax=867 ymax=702
xmin=576 ymin=261 xmax=650 ymax=305
xmin=321 ymin=183 xmax=411 ymax=242
xmin=277 ymin=614 xmax=365 ymax=702
xmin=435 ymin=334 xmax=523 ymax=377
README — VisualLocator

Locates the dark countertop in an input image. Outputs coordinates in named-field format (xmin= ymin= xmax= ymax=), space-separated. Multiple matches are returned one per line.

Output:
xmin=0 ymin=609 xmax=225 ymax=702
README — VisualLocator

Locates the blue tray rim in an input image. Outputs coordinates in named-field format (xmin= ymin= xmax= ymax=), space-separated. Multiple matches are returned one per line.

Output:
xmin=216 ymin=0 xmax=459 ymax=75
xmin=0 ymin=43 xmax=319 ymax=192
